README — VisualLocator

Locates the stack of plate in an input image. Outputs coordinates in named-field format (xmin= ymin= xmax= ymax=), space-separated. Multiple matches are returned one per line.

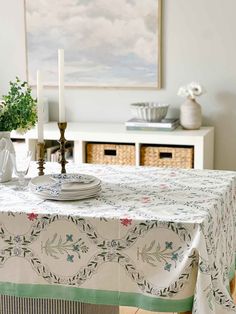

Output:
xmin=29 ymin=173 xmax=101 ymax=201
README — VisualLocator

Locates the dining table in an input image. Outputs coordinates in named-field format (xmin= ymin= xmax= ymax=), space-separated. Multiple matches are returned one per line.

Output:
xmin=0 ymin=162 xmax=235 ymax=314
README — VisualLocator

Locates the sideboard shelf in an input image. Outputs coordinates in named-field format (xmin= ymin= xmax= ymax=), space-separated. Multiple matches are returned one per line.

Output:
xmin=11 ymin=122 xmax=214 ymax=169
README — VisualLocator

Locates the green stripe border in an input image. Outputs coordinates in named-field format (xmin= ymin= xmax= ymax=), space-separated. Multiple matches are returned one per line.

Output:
xmin=0 ymin=282 xmax=193 ymax=312
xmin=0 ymin=265 xmax=234 ymax=312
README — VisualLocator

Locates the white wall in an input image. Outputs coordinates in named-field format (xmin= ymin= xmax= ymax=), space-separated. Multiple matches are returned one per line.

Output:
xmin=1 ymin=0 xmax=236 ymax=170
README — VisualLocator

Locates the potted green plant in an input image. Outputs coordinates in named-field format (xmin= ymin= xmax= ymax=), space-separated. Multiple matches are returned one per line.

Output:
xmin=0 ymin=77 xmax=37 ymax=182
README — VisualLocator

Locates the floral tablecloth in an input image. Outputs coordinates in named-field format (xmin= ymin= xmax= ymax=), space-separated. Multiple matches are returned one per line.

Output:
xmin=0 ymin=163 xmax=236 ymax=314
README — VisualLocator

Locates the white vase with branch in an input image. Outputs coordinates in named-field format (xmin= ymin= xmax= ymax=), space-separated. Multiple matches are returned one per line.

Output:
xmin=178 ymin=82 xmax=205 ymax=130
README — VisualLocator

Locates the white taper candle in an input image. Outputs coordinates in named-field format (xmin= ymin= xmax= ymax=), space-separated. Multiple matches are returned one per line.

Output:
xmin=58 ymin=49 xmax=66 ymax=122
xmin=37 ymin=70 xmax=44 ymax=143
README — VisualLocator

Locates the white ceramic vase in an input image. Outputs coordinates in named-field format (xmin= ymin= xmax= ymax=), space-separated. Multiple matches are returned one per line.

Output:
xmin=0 ymin=132 xmax=15 ymax=182
xmin=180 ymin=98 xmax=202 ymax=130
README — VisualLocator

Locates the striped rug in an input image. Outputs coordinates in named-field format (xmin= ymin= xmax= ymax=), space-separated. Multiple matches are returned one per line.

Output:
xmin=0 ymin=296 xmax=119 ymax=314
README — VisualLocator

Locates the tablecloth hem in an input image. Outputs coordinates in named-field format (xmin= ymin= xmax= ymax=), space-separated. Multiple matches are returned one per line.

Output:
xmin=0 ymin=282 xmax=193 ymax=312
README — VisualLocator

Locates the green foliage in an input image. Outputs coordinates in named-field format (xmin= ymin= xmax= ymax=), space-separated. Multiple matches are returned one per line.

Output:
xmin=0 ymin=77 xmax=37 ymax=132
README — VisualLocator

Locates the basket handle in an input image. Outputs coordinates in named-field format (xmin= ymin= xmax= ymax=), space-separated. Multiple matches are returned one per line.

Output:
xmin=104 ymin=149 xmax=117 ymax=156
xmin=159 ymin=152 xmax=172 ymax=159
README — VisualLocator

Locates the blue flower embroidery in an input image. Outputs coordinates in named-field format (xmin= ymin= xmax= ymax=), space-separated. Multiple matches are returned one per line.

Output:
xmin=171 ymin=253 xmax=178 ymax=261
xmin=67 ymin=254 xmax=74 ymax=262
xmin=165 ymin=241 xmax=173 ymax=250
xmin=66 ymin=234 xmax=73 ymax=242
xmin=164 ymin=263 xmax=172 ymax=272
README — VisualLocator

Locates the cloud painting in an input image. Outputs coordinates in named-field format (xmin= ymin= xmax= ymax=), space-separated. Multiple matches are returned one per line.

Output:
xmin=25 ymin=0 xmax=161 ymax=88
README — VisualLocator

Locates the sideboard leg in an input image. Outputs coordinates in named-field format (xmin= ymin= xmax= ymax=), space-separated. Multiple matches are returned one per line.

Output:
xmin=230 ymin=275 xmax=236 ymax=296
xmin=119 ymin=307 xmax=192 ymax=314
xmin=119 ymin=307 xmax=137 ymax=314
xmin=230 ymin=274 xmax=236 ymax=305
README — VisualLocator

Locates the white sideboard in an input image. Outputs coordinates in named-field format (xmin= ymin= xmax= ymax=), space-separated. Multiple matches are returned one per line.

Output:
xmin=11 ymin=122 xmax=214 ymax=169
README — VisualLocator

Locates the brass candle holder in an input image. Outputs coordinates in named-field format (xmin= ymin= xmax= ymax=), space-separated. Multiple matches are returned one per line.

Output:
xmin=58 ymin=122 xmax=68 ymax=174
xmin=37 ymin=142 xmax=45 ymax=176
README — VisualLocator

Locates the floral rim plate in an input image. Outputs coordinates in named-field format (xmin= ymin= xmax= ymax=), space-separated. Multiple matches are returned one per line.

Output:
xmin=29 ymin=173 xmax=101 ymax=201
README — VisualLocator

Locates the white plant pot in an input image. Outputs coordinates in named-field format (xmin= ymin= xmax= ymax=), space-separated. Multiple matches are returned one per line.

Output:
xmin=0 ymin=132 xmax=15 ymax=182
xmin=180 ymin=98 xmax=202 ymax=130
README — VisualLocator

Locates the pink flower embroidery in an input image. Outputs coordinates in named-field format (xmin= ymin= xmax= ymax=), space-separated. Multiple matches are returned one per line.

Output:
xmin=141 ymin=196 xmax=151 ymax=203
xmin=160 ymin=184 xmax=168 ymax=189
xmin=27 ymin=213 xmax=38 ymax=221
xmin=120 ymin=218 xmax=132 ymax=227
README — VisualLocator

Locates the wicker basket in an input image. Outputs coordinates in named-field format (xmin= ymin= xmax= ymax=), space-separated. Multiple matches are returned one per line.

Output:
xmin=141 ymin=145 xmax=194 ymax=168
xmin=86 ymin=143 xmax=135 ymax=166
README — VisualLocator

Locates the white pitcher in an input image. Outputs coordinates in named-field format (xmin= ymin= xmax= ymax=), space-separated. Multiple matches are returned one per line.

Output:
xmin=0 ymin=132 xmax=15 ymax=182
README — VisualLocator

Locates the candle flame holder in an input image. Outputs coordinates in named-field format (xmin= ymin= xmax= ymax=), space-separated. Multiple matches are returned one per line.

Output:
xmin=37 ymin=142 xmax=45 ymax=176
xmin=58 ymin=122 xmax=68 ymax=174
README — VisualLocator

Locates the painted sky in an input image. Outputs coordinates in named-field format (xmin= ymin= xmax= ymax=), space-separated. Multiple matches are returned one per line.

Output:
xmin=25 ymin=0 xmax=159 ymax=87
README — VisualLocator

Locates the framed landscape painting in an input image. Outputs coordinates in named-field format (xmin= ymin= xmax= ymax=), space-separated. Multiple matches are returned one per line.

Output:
xmin=24 ymin=0 xmax=162 ymax=89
